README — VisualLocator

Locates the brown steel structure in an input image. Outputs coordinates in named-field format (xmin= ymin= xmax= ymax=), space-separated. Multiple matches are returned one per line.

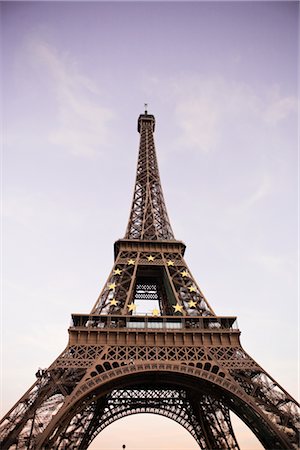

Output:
xmin=1 ymin=111 xmax=299 ymax=449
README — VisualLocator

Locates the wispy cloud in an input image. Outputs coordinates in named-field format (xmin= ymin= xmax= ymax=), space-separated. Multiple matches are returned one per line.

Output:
xmin=251 ymin=252 xmax=292 ymax=275
xmin=150 ymin=75 xmax=297 ymax=154
xmin=175 ymin=96 xmax=219 ymax=152
xmin=263 ymin=86 xmax=297 ymax=126
xmin=244 ymin=174 xmax=272 ymax=208
xmin=3 ymin=189 xmax=85 ymax=232
xmin=29 ymin=39 xmax=114 ymax=157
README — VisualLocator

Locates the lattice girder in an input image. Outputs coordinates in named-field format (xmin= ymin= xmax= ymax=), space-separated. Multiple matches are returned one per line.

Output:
xmin=19 ymin=360 xmax=298 ymax=450
xmin=50 ymin=334 xmax=298 ymax=449
xmin=230 ymin=369 xmax=300 ymax=442
xmin=49 ymin=388 xmax=240 ymax=450
xmin=0 ymin=368 xmax=85 ymax=449
xmin=125 ymin=114 xmax=174 ymax=240
xmin=2 ymin=324 xmax=294 ymax=450
xmin=2 ymin=315 xmax=298 ymax=449
xmin=90 ymin=240 xmax=215 ymax=316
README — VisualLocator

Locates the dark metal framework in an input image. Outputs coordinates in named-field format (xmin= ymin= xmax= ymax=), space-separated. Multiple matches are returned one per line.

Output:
xmin=1 ymin=111 xmax=299 ymax=449
xmin=125 ymin=114 xmax=174 ymax=240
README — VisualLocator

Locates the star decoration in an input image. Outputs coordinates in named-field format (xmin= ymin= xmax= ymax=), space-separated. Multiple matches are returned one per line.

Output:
xmin=167 ymin=260 xmax=174 ymax=266
xmin=188 ymin=300 xmax=197 ymax=308
xmin=147 ymin=255 xmax=155 ymax=262
xmin=108 ymin=283 xmax=116 ymax=290
xmin=152 ymin=308 xmax=160 ymax=316
xmin=173 ymin=304 xmax=183 ymax=313
xmin=110 ymin=298 xmax=118 ymax=306
xmin=128 ymin=259 xmax=135 ymax=265
xmin=181 ymin=270 xmax=189 ymax=278
xmin=128 ymin=303 xmax=136 ymax=312
xmin=188 ymin=286 xmax=197 ymax=293
xmin=113 ymin=268 xmax=122 ymax=275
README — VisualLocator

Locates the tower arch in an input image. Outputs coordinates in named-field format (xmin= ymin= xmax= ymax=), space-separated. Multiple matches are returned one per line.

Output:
xmin=35 ymin=363 xmax=296 ymax=450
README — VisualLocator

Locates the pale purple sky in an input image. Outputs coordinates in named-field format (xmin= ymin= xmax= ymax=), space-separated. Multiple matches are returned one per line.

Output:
xmin=1 ymin=1 xmax=298 ymax=449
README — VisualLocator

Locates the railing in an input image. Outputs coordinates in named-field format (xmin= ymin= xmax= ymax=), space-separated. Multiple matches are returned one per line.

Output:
xmin=70 ymin=314 xmax=238 ymax=331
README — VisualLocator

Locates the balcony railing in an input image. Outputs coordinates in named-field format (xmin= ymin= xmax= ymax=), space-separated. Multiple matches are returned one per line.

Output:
xmin=70 ymin=314 xmax=238 ymax=331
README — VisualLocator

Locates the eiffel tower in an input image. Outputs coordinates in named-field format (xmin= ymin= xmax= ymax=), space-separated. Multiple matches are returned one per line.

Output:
xmin=1 ymin=109 xmax=299 ymax=450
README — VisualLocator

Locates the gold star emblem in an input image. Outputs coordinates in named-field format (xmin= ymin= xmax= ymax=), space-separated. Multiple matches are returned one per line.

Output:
xmin=110 ymin=298 xmax=118 ymax=306
xmin=113 ymin=268 xmax=122 ymax=275
xmin=188 ymin=300 xmax=197 ymax=308
xmin=128 ymin=303 xmax=136 ymax=312
xmin=128 ymin=259 xmax=135 ymax=265
xmin=108 ymin=283 xmax=116 ymax=290
xmin=152 ymin=308 xmax=160 ymax=316
xmin=167 ymin=260 xmax=174 ymax=266
xmin=181 ymin=271 xmax=189 ymax=278
xmin=188 ymin=286 xmax=196 ymax=293
xmin=147 ymin=255 xmax=155 ymax=262
xmin=173 ymin=304 xmax=183 ymax=313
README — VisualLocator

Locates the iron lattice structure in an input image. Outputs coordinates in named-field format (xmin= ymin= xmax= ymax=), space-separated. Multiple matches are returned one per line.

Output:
xmin=1 ymin=111 xmax=299 ymax=449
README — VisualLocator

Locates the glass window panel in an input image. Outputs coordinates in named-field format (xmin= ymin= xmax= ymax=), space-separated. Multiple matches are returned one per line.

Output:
xmin=148 ymin=321 xmax=163 ymax=329
xmin=127 ymin=320 xmax=145 ymax=329
xmin=166 ymin=321 xmax=182 ymax=329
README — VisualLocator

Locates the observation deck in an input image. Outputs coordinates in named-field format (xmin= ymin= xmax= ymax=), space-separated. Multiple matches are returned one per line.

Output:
xmin=69 ymin=314 xmax=240 ymax=347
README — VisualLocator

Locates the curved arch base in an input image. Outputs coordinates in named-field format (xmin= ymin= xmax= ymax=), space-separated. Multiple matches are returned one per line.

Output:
xmin=28 ymin=363 xmax=299 ymax=450
xmin=1 ymin=353 xmax=299 ymax=449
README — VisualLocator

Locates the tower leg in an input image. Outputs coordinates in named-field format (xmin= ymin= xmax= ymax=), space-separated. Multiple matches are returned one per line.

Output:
xmin=187 ymin=393 xmax=240 ymax=450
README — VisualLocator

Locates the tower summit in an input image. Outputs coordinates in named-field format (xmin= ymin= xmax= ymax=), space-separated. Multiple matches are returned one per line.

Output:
xmin=0 ymin=112 xmax=299 ymax=449
xmin=126 ymin=110 xmax=174 ymax=240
